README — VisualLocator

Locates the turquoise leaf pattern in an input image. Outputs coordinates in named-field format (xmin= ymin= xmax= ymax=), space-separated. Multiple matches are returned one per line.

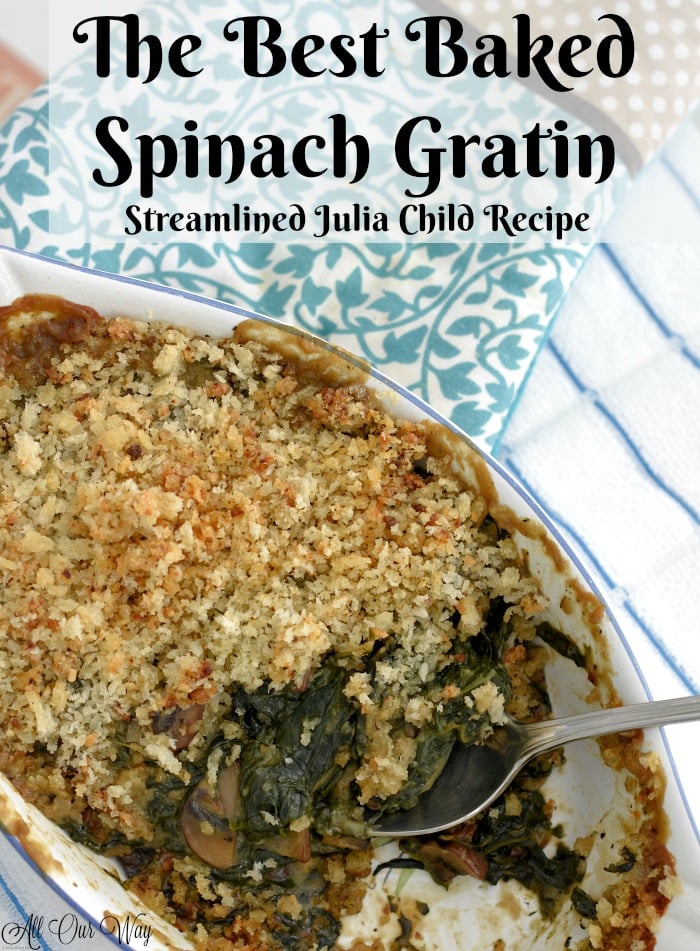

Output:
xmin=452 ymin=402 xmax=494 ymax=436
xmin=4 ymin=159 xmax=48 ymax=204
xmin=336 ymin=268 xmax=369 ymax=308
xmin=500 ymin=264 xmax=539 ymax=298
xmin=384 ymin=326 xmax=428 ymax=365
xmin=177 ymin=244 xmax=218 ymax=269
xmin=438 ymin=364 xmax=480 ymax=400
xmin=370 ymin=291 xmax=409 ymax=319
xmin=300 ymin=278 xmax=331 ymax=316
xmin=257 ymin=282 xmax=296 ymax=318
xmin=497 ymin=334 xmax=531 ymax=371
xmin=446 ymin=316 xmax=485 ymax=338
xmin=273 ymin=246 xmax=316 ymax=279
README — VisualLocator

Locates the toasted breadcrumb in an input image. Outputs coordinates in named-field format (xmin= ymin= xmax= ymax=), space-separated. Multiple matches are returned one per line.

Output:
xmin=1 ymin=312 xmax=539 ymax=821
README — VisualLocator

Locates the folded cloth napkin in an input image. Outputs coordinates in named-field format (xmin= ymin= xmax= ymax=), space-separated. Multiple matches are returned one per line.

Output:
xmin=498 ymin=108 xmax=700 ymax=829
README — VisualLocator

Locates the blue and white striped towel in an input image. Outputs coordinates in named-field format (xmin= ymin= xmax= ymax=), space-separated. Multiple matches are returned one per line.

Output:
xmin=498 ymin=109 xmax=700 ymax=831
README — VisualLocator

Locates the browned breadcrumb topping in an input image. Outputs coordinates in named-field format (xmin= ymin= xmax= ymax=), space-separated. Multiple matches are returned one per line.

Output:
xmin=582 ymin=736 xmax=679 ymax=951
xmin=0 ymin=296 xmax=678 ymax=950
xmin=0 ymin=303 xmax=539 ymax=823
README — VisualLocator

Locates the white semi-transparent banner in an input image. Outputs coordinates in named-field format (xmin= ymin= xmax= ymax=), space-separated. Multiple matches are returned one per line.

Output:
xmin=45 ymin=0 xmax=654 ymax=246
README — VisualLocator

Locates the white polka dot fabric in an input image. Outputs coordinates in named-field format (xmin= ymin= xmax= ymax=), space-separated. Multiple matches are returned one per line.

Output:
xmin=451 ymin=0 xmax=700 ymax=165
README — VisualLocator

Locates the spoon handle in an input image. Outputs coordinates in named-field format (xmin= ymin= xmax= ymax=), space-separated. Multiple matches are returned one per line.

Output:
xmin=521 ymin=695 xmax=700 ymax=757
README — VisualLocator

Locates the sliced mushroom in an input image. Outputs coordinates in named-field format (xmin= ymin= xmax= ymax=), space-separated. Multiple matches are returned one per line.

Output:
xmin=411 ymin=840 xmax=488 ymax=884
xmin=180 ymin=763 xmax=241 ymax=869
xmin=151 ymin=703 xmax=204 ymax=752
xmin=262 ymin=827 xmax=312 ymax=864
xmin=319 ymin=833 xmax=369 ymax=851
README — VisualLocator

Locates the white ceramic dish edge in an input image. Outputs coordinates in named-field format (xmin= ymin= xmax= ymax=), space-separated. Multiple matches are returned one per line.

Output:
xmin=0 ymin=245 xmax=698 ymax=950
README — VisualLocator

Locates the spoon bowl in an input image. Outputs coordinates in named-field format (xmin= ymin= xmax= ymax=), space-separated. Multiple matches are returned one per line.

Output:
xmin=371 ymin=694 xmax=700 ymax=837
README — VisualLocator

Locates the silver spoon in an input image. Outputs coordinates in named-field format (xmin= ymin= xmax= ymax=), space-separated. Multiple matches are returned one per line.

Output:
xmin=371 ymin=694 xmax=700 ymax=837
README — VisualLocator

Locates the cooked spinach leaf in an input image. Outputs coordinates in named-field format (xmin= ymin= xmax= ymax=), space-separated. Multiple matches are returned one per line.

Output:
xmin=381 ymin=729 xmax=456 ymax=812
xmin=475 ymin=783 xmax=584 ymax=914
xmin=68 ymin=617 xmax=593 ymax=949
xmin=235 ymin=666 xmax=355 ymax=836
xmin=537 ymin=621 xmax=588 ymax=669
xmin=434 ymin=658 xmax=512 ymax=742
xmin=571 ymin=886 xmax=599 ymax=919
xmin=400 ymin=769 xmax=584 ymax=916
xmin=604 ymin=846 xmax=636 ymax=873
xmin=469 ymin=596 xmax=511 ymax=661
